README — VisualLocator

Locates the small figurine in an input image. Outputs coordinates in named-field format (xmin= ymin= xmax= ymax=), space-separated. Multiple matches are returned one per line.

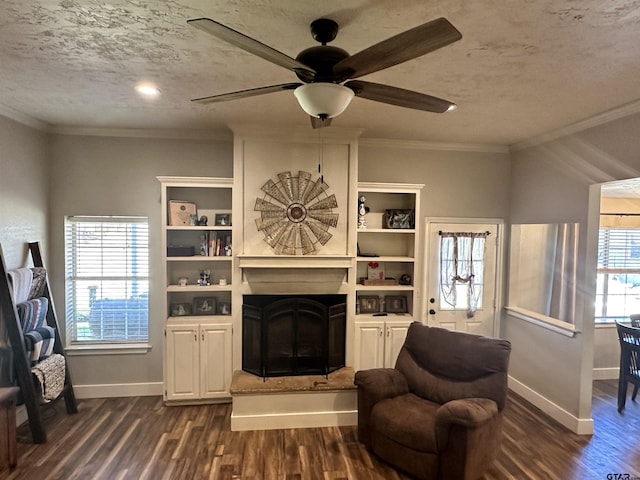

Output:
xmin=197 ymin=269 xmax=211 ymax=286
xmin=358 ymin=195 xmax=367 ymax=229
xmin=198 ymin=215 xmax=208 ymax=226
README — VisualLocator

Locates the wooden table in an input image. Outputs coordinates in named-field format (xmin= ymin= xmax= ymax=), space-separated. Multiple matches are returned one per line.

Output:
xmin=0 ymin=386 xmax=19 ymax=471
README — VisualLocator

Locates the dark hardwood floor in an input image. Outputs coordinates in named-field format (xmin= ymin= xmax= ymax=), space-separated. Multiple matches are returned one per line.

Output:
xmin=1 ymin=380 xmax=639 ymax=479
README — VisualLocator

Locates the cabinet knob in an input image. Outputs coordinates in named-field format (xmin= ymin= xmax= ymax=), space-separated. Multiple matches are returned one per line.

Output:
xmin=429 ymin=309 xmax=436 ymax=315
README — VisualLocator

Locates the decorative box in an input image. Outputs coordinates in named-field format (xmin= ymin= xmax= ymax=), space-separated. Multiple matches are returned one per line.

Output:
xmin=167 ymin=245 xmax=195 ymax=257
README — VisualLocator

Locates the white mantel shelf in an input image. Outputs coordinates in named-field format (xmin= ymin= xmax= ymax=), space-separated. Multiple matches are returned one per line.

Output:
xmin=237 ymin=255 xmax=354 ymax=269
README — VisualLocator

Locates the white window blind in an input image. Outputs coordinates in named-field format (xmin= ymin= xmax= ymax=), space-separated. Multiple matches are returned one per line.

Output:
xmin=596 ymin=227 xmax=640 ymax=323
xmin=65 ymin=216 xmax=149 ymax=344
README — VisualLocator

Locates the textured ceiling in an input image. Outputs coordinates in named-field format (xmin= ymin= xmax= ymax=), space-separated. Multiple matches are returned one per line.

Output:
xmin=1 ymin=0 xmax=640 ymax=146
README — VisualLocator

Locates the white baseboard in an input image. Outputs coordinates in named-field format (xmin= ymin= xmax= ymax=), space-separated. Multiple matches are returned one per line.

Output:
xmin=508 ymin=376 xmax=594 ymax=435
xmin=231 ymin=410 xmax=357 ymax=431
xmin=72 ymin=382 xmax=163 ymax=399
xmin=231 ymin=389 xmax=357 ymax=431
xmin=592 ymin=367 xmax=619 ymax=380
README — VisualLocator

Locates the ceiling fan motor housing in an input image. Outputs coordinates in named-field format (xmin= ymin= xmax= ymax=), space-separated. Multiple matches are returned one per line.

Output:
xmin=295 ymin=46 xmax=349 ymax=83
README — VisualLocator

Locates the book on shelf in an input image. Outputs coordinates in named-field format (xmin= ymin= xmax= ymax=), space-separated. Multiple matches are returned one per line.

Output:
xmin=201 ymin=231 xmax=232 ymax=257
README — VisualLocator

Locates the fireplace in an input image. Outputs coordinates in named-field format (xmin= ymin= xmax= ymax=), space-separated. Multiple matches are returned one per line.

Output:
xmin=242 ymin=294 xmax=346 ymax=378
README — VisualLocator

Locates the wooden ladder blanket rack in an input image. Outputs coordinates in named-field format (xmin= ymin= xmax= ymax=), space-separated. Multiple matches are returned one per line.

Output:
xmin=0 ymin=241 xmax=77 ymax=443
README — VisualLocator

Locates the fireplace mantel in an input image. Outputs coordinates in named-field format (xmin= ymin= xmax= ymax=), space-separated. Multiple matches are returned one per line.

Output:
xmin=237 ymin=254 xmax=354 ymax=269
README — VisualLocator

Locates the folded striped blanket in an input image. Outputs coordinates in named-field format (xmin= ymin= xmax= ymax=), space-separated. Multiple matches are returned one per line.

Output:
xmin=32 ymin=353 xmax=65 ymax=402
xmin=24 ymin=326 xmax=55 ymax=365
xmin=16 ymin=297 xmax=49 ymax=333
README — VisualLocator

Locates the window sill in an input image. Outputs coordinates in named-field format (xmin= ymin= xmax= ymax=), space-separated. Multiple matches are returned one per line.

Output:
xmin=65 ymin=343 xmax=152 ymax=356
xmin=504 ymin=306 xmax=577 ymax=337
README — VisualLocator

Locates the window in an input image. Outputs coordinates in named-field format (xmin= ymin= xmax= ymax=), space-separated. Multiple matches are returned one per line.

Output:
xmin=596 ymin=227 xmax=640 ymax=323
xmin=439 ymin=232 xmax=487 ymax=316
xmin=65 ymin=216 xmax=149 ymax=344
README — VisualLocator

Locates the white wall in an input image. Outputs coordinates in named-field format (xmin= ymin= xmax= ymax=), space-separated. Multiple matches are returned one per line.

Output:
xmin=0 ymin=115 xmax=49 ymax=385
xmin=358 ymin=142 xmax=512 ymax=220
xmin=508 ymin=112 xmax=640 ymax=433
xmin=47 ymin=133 xmax=233 ymax=393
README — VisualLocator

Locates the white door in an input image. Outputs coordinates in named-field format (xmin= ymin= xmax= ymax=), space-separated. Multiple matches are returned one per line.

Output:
xmin=426 ymin=221 xmax=501 ymax=336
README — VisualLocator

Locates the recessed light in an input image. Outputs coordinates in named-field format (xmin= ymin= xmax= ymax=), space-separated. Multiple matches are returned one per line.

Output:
xmin=135 ymin=83 xmax=160 ymax=97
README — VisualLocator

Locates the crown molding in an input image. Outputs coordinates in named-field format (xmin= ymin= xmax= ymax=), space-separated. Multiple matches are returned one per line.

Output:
xmin=229 ymin=124 xmax=364 ymax=143
xmin=49 ymin=126 xmax=233 ymax=141
xmin=0 ymin=103 xmax=50 ymax=131
xmin=359 ymin=137 xmax=509 ymax=154
xmin=511 ymin=99 xmax=640 ymax=152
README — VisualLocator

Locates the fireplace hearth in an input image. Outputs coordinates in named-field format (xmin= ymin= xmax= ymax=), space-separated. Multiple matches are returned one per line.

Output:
xmin=242 ymin=295 xmax=346 ymax=379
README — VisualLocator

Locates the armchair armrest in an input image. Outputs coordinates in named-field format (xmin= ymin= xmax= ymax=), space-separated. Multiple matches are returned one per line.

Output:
xmin=434 ymin=398 xmax=504 ymax=478
xmin=354 ymin=368 xmax=409 ymax=401
xmin=354 ymin=368 xmax=409 ymax=447
xmin=434 ymin=397 xmax=500 ymax=450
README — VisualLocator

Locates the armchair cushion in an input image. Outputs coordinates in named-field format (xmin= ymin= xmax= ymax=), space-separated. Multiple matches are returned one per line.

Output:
xmin=396 ymin=323 xmax=511 ymax=410
xmin=372 ymin=393 xmax=440 ymax=452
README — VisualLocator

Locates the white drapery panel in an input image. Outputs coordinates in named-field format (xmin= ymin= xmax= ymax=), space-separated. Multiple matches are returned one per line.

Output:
xmin=439 ymin=231 xmax=489 ymax=317
xmin=549 ymin=223 xmax=577 ymax=323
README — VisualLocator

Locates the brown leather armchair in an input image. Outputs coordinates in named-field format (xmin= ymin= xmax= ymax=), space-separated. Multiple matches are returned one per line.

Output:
xmin=355 ymin=322 xmax=511 ymax=480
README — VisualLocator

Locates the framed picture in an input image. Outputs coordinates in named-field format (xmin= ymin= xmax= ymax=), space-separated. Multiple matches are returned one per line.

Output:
xmin=168 ymin=200 xmax=197 ymax=226
xmin=385 ymin=295 xmax=408 ymax=313
xmin=170 ymin=303 xmax=192 ymax=317
xmin=214 ymin=212 xmax=232 ymax=227
xmin=218 ymin=302 xmax=231 ymax=315
xmin=384 ymin=209 xmax=415 ymax=229
xmin=359 ymin=295 xmax=381 ymax=314
xmin=193 ymin=297 xmax=217 ymax=315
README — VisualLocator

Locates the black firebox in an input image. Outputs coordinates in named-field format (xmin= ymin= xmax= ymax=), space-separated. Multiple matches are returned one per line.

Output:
xmin=242 ymin=295 xmax=346 ymax=379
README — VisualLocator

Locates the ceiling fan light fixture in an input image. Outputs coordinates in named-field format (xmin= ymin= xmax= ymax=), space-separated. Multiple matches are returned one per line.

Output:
xmin=447 ymin=104 xmax=458 ymax=112
xmin=294 ymin=83 xmax=354 ymax=118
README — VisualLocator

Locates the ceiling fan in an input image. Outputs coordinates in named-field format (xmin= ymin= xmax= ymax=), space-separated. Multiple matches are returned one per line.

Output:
xmin=187 ymin=16 xmax=462 ymax=128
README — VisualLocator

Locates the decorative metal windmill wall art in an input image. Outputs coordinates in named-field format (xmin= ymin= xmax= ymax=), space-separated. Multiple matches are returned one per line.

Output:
xmin=254 ymin=171 xmax=339 ymax=255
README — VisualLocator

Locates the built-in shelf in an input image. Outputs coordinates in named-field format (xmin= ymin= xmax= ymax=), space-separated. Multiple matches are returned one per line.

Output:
xmin=357 ymin=228 xmax=415 ymax=234
xmin=166 ymin=285 xmax=233 ymax=292
xmin=167 ymin=256 xmax=232 ymax=262
xmin=167 ymin=226 xmax=232 ymax=231
xmin=355 ymin=285 xmax=414 ymax=292
xmin=356 ymin=256 xmax=414 ymax=262
xmin=238 ymin=255 xmax=354 ymax=269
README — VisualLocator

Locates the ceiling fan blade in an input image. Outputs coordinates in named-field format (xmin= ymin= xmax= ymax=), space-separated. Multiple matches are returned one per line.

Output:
xmin=192 ymin=83 xmax=302 ymax=104
xmin=188 ymin=18 xmax=316 ymax=79
xmin=310 ymin=116 xmax=332 ymax=129
xmin=332 ymin=17 xmax=462 ymax=82
xmin=345 ymin=80 xmax=456 ymax=113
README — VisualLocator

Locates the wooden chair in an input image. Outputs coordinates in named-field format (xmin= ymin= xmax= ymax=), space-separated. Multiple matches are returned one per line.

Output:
xmin=615 ymin=321 xmax=640 ymax=412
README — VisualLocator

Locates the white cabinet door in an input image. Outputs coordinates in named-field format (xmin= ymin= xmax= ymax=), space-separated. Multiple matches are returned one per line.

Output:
xmin=384 ymin=320 xmax=412 ymax=368
xmin=166 ymin=324 xmax=200 ymax=401
xmin=354 ymin=319 xmax=411 ymax=371
xmin=200 ymin=323 xmax=233 ymax=399
xmin=354 ymin=320 xmax=385 ymax=371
